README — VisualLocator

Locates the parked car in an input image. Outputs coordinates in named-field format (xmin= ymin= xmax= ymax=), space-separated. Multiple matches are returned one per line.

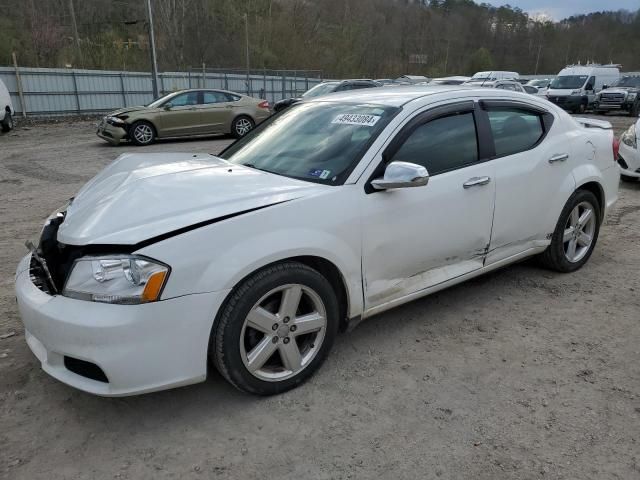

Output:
xmin=96 ymin=89 xmax=271 ymax=146
xmin=0 ymin=78 xmax=15 ymax=132
xmin=427 ymin=76 xmax=471 ymax=85
xmin=467 ymin=71 xmax=520 ymax=83
xmin=375 ymin=78 xmax=411 ymax=86
xmin=467 ymin=79 xmax=526 ymax=93
xmin=396 ymin=75 xmax=430 ymax=84
xmin=16 ymin=86 xmax=619 ymax=396
xmin=618 ymin=118 xmax=640 ymax=181
xmin=273 ymin=80 xmax=380 ymax=112
xmin=593 ymin=75 xmax=640 ymax=117
xmin=546 ymin=64 xmax=620 ymax=114
xmin=526 ymin=78 xmax=553 ymax=97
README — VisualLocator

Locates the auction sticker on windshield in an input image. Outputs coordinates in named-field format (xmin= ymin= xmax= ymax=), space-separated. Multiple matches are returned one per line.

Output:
xmin=332 ymin=113 xmax=381 ymax=127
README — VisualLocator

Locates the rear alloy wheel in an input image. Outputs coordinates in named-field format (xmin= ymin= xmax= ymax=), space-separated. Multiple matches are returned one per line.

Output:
xmin=211 ymin=262 xmax=339 ymax=395
xmin=1 ymin=111 xmax=13 ymax=132
xmin=129 ymin=120 xmax=155 ymax=146
xmin=539 ymin=190 xmax=601 ymax=272
xmin=231 ymin=116 xmax=254 ymax=138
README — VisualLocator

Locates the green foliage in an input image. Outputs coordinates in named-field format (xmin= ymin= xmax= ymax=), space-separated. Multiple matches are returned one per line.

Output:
xmin=1 ymin=0 xmax=639 ymax=76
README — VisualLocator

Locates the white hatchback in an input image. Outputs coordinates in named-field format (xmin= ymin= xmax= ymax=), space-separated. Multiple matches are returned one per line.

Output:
xmin=15 ymin=87 xmax=620 ymax=396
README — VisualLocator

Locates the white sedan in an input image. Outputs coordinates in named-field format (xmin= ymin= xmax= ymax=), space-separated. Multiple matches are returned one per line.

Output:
xmin=618 ymin=118 xmax=640 ymax=181
xmin=15 ymin=86 xmax=620 ymax=396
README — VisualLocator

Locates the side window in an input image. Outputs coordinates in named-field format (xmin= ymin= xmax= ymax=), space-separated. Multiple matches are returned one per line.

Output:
xmin=203 ymin=91 xmax=229 ymax=104
xmin=390 ymin=112 xmax=479 ymax=175
xmin=225 ymin=93 xmax=241 ymax=102
xmin=487 ymin=108 xmax=544 ymax=157
xmin=169 ymin=92 xmax=198 ymax=107
xmin=586 ymin=76 xmax=595 ymax=90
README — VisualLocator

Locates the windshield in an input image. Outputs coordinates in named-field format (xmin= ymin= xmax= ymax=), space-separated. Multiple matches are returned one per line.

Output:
xmin=146 ymin=92 xmax=180 ymax=108
xmin=612 ymin=76 xmax=640 ymax=88
xmin=302 ymin=82 xmax=340 ymax=98
xmin=220 ymin=102 xmax=399 ymax=185
xmin=550 ymin=75 xmax=588 ymax=89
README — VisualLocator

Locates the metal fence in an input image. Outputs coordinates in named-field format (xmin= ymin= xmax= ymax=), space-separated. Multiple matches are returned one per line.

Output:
xmin=0 ymin=66 xmax=324 ymax=117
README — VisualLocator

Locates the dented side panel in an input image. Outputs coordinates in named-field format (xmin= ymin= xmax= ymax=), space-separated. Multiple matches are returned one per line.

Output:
xmin=361 ymin=162 xmax=495 ymax=310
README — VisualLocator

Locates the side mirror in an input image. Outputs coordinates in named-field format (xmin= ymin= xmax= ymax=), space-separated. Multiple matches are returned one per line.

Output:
xmin=163 ymin=102 xmax=173 ymax=110
xmin=371 ymin=161 xmax=429 ymax=190
xmin=602 ymin=84 xmax=608 ymax=90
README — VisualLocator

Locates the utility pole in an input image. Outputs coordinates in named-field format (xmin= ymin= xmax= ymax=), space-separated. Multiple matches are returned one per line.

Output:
xmin=146 ymin=0 xmax=160 ymax=99
xmin=68 ymin=0 xmax=83 ymax=67
xmin=244 ymin=13 xmax=251 ymax=96
xmin=534 ymin=42 xmax=542 ymax=75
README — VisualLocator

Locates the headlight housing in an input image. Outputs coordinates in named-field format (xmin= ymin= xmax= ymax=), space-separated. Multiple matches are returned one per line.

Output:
xmin=627 ymin=92 xmax=637 ymax=101
xmin=63 ymin=256 xmax=169 ymax=304
xmin=106 ymin=116 xmax=127 ymax=126
xmin=621 ymin=123 xmax=637 ymax=149
xmin=571 ymin=89 xmax=582 ymax=95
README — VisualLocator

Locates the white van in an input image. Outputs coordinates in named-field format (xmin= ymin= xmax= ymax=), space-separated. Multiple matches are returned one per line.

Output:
xmin=467 ymin=71 xmax=520 ymax=83
xmin=0 ymin=78 xmax=15 ymax=132
xmin=546 ymin=64 xmax=620 ymax=113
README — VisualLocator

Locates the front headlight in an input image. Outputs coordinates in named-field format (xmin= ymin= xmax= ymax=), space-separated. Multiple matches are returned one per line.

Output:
xmin=621 ymin=123 xmax=637 ymax=149
xmin=627 ymin=93 xmax=637 ymax=101
xmin=106 ymin=116 xmax=127 ymax=126
xmin=63 ymin=256 xmax=170 ymax=304
xmin=571 ymin=89 xmax=582 ymax=95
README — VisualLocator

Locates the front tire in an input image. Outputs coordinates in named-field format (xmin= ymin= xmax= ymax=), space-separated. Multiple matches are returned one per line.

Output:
xmin=211 ymin=262 xmax=339 ymax=395
xmin=539 ymin=190 xmax=601 ymax=273
xmin=1 ymin=111 xmax=13 ymax=132
xmin=231 ymin=115 xmax=254 ymax=138
xmin=129 ymin=120 xmax=156 ymax=146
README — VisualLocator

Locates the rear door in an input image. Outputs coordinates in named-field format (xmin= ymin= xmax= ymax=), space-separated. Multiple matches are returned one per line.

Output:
xmin=156 ymin=91 xmax=204 ymax=136
xmin=480 ymin=100 xmax=576 ymax=264
xmin=200 ymin=91 xmax=236 ymax=133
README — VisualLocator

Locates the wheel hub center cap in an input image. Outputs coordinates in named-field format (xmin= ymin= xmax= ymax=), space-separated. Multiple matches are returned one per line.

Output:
xmin=277 ymin=324 xmax=290 ymax=338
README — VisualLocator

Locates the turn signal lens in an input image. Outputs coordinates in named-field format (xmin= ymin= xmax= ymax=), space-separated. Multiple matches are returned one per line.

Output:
xmin=142 ymin=271 xmax=168 ymax=303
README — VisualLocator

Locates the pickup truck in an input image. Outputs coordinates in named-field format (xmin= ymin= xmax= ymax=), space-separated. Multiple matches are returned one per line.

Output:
xmin=593 ymin=75 xmax=640 ymax=116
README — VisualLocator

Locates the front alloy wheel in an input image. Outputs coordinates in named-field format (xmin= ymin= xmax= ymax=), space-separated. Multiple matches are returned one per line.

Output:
xmin=240 ymin=284 xmax=327 ymax=382
xmin=211 ymin=262 xmax=339 ymax=395
xmin=130 ymin=121 xmax=155 ymax=146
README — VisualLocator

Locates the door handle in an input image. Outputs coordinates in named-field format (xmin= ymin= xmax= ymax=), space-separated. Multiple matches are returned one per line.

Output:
xmin=549 ymin=153 xmax=569 ymax=163
xmin=463 ymin=176 xmax=491 ymax=189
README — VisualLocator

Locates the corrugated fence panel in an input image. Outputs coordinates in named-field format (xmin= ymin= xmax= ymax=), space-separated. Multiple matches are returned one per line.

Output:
xmin=0 ymin=67 xmax=323 ymax=116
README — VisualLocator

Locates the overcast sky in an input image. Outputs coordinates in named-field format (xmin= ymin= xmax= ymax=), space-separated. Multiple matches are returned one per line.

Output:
xmin=482 ymin=0 xmax=640 ymax=20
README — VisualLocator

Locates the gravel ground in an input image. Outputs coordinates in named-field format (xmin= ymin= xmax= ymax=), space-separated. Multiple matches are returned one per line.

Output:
xmin=0 ymin=116 xmax=639 ymax=480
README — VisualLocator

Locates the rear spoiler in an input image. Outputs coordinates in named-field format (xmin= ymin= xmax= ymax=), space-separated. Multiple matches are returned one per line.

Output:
xmin=573 ymin=117 xmax=613 ymax=130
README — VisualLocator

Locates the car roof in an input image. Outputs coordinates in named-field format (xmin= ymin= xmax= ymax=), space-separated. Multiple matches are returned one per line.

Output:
xmin=303 ymin=85 xmax=533 ymax=107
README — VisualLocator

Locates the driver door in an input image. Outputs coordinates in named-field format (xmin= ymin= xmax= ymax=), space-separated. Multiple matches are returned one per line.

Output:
xmin=156 ymin=91 xmax=204 ymax=136
xmin=361 ymin=102 xmax=496 ymax=311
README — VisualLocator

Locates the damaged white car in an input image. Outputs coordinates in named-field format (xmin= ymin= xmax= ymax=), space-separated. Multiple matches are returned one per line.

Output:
xmin=618 ymin=118 xmax=640 ymax=181
xmin=15 ymin=87 xmax=620 ymax=396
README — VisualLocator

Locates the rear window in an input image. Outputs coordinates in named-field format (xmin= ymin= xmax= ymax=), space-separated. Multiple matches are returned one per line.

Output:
xmin=486 ymin=108 xmax=544 ymax=157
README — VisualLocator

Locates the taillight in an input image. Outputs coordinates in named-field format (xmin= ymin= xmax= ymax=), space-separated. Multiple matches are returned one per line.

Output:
xmin=613 ymin=137 xmax=620 ymax=161
xmin=258 ymin=100 xmax=270 ymax=110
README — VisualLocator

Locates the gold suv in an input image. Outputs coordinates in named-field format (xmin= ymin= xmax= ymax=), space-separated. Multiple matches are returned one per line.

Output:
xmin=97 ymin=89 xmax=271 ymax=146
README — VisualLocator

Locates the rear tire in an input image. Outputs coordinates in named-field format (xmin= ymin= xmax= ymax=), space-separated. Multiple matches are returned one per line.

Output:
xmin=539 ymin=190 xmax=601 ymax=273
xmin=211 ymin=262 xmax=339 ymax=395
xmin=231 ymin=115 xmax=254 ymax=138
xmin=129 ymin=120 xmax=156 ymax=146
xmin=1 ymin=111 xmax=13 ymax=132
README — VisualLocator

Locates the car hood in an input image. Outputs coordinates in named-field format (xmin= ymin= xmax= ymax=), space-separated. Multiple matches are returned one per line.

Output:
xmin=57 ymin=153 xmax=328 ymax=246
xmin=547 ymin=89 xmax=577 ymax=96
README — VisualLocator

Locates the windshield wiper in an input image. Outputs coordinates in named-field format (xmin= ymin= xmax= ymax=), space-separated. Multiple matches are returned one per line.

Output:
xmin=243 ymin=163 xmax=274 ymax=174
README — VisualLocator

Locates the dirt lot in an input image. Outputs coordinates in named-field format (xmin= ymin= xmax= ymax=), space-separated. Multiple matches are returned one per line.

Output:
xmin=1 ymin=116 xmax=639 ymax=480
